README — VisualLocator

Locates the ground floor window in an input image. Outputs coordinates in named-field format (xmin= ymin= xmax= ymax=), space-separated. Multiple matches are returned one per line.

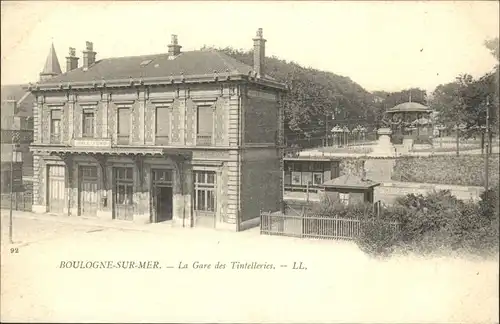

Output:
xmin=194 ymin=170 xmax=216 ymax=213
xmin=313 ymin=172 xmax=324 ymax=186
xmin=339 ymin=193 xmax=350 ymax=205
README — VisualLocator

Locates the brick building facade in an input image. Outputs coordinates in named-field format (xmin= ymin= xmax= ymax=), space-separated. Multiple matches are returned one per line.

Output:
xmin=29 ymin=29 xmax=287 ymax=230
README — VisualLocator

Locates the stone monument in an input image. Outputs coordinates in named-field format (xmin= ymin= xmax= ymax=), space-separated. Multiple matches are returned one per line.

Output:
xmin=370 ymin=127 xmax=395 ymax=157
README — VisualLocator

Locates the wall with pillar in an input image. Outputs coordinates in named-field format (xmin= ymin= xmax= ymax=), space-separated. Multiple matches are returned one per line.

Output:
xmin=32 ymin=154 xmax=46 ymax=213
xmin=240 ymin=148 xmax=282 ymax=226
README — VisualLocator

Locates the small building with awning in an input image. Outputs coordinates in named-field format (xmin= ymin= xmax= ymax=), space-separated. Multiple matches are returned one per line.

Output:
xmin=283 ymin=156 xmax=341 ymax=193
xmin=320 ymin=174 xmax=380 ymax=205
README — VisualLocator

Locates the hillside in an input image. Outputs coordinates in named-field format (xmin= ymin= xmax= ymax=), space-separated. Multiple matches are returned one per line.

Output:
xmin=206 ymin=47 xmax=378 ymax=146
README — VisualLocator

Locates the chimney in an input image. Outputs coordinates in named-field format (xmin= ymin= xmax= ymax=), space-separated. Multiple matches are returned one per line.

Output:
xmin=168 ymin=35 xmax=182 ymax=57
xmin=252 ymin=28 xmax=266 ymax=77
xmin=82 ymin=41 xmax=96 ymax=69
xmin=66 ymin=47 xmax=79 ymax=72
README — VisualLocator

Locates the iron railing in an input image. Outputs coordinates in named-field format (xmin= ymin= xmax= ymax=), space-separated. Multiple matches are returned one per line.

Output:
xmin=155 ymin=136 xmax=169 ymax=145
xmin=260 ymin=211 xmax=400 ymax=241
xmin=0 ymin=192 xmax=33 ymax=212
xmin=117 ymin=135 xmax=130 ymax=145
xmin=50 ymin=134 xmax=61 ymax=144
xmin=196 ymin=135 xmax=212 ymax=146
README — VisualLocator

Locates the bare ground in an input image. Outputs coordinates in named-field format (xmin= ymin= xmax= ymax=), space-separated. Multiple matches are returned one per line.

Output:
xmin=1 ymin=212 xmax=498 ymax=323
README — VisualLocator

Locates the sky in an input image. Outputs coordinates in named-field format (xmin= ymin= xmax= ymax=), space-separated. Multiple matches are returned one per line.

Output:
xmin=1 ymin=1 xmax=499 ymax=93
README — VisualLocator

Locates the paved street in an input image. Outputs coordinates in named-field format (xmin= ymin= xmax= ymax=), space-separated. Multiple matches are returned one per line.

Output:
xmin=1 ymin=210 xmax=499 ymax=323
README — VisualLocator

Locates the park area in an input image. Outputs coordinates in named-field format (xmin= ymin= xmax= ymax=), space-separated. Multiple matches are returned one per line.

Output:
xmin=1 ymin=210 xmax=498 ymax=323
xmin=310 ymin=136 xmax=499 ymax=155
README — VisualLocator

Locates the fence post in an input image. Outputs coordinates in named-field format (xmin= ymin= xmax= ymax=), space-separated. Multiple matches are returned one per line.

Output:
xmin=300 ymin=206 xmax=304 ymax=238
xmin=259 ymin=209 xmax=262 ymax=233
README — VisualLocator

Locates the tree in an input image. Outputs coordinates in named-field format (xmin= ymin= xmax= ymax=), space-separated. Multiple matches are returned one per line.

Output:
xmin=203 ymin=46 xmax=378 ymax=148
xmin=484 ymin=37 xmax=499 ymax=61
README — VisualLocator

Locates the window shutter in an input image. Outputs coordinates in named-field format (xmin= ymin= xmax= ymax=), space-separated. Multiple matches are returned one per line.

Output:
xmin=197 ymin=106 xmax=213 ymax=135
xmin=118 ymin=108 xmax=130 ymax=135
xmin=156 ymin=107 xmax=170 ymax=136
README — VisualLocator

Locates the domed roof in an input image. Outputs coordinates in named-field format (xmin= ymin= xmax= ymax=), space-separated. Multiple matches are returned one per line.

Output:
xmin=386 ymin=102 xmax=431 ymax=113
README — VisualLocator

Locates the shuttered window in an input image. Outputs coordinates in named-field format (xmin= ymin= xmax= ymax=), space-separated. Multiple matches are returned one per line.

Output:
xmin=117 ymin=108 xmax=130 ymax=144
xmin=155 ymin=107 xmax=170 ymax=145
xmin=196 ymin=105 xmax=213 ymax=145
xmin=197 ymin=105 xmax=213 ymax=135
xmin=82 ymin=111 xmax=95 ymax=137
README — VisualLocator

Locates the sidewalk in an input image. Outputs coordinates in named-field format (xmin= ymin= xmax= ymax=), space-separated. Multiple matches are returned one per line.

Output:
xmin=0 ymin=209 xmax=261 ymax=246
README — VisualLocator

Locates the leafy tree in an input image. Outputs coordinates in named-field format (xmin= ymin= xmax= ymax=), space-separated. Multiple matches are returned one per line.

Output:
xmin=202 ymin=46 xmax=378 ymax=147
xmin=484 ymin=37 xmax=499 ymax=61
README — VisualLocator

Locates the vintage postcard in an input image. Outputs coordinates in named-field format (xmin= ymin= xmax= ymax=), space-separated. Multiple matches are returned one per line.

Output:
xmin=1 ymin=1 xmax=499 ymax=323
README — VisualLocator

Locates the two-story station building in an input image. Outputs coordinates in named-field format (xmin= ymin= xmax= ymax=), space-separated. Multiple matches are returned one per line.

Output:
xmin=29 ymin=28 xmax=287 ymax=230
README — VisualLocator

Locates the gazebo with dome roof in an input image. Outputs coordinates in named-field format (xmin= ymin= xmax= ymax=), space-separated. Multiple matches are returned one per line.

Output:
xmin=383 ymin=101 xmax=434 ymax=144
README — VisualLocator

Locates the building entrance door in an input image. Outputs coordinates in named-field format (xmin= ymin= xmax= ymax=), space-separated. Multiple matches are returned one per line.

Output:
xmin=48 ymin=165 xmax=65 ymax=214
xmin=151 ymin=169 xmax=173 ymax=223
xmin=153 ymin=186 xmax=173 ymax=222
xmin=113 ymin=167 xmax=134 ymax=220
xmin=79 ymin=166 xmax=98 ymax=216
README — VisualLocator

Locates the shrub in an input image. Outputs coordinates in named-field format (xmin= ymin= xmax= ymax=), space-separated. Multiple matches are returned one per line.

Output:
xmin=356 ymin=220 xmax=401 ymax=257
xmin=311 ymin=198 xmax=377 ymax=220
xmin=355 ymin=189 xmax=499 ymax=257
xmin=479 ymin=184 xmax=500 ymax=222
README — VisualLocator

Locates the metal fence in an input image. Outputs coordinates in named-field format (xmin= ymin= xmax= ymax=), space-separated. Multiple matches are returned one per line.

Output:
xmin=260 ymin=211 xmax=400 ymax=241
xmin=0 ymin=191 xmax=33 ymax=211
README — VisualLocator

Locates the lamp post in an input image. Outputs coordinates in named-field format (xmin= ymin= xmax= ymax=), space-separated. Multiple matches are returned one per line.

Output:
xmin=9 ymin=144 xmax=14 ymax=244
xmin=9 ymin=126 xmax=19 ymax=244
xmin=484 ymin=96 xmax=490 ymax=199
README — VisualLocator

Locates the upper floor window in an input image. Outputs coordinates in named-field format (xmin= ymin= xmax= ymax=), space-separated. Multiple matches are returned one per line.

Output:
xmin=196 ymin=105 xmax=213 ymax=146
xmin=117 ymin=107 xmax=130 ymax=145
xmin=82 ymin=110 xmax=95 ymax=138
xmin=155 ymin=107 xmax=170 ymax=145
xmin=50 ymin=110 xmax=62 ymax=143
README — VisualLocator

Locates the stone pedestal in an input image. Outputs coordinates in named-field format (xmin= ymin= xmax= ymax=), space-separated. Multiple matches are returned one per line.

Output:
xmin=370 ymin=128 xmax=395 ymax=157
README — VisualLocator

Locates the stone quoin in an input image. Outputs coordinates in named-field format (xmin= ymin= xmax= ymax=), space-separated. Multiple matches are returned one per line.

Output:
xmin=28 ymin=29 xmax=287 ymax=231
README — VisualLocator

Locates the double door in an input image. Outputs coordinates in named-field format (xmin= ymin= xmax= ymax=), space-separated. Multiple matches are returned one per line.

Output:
xmin=48 ymin=165 xmax=65 ymax=214
xmin=113 ymin=167 xmax=134 ymax=220
xmin=152 ymin=186 xmax=173 ymax=222
xmin=151 ymin=169 xmax=173 ymax=222
xmin=79 ymin=166 xmax=98 ymax=216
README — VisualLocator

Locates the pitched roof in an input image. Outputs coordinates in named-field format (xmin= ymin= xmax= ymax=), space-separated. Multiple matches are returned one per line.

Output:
xmin=40 ymin=49 xmax=275 ymax=85
xmin=40 ymin=43 xmax=62 ymax=76
xmin=387 ymin=102 xmax=431 ymax=113
xmin=322 ymin=174 xmax=380 ymax=190
xmin=0 ymin=84 xmax=35 ymax=118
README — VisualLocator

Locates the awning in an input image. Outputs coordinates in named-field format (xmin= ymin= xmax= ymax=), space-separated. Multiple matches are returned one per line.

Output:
xmin=322 ymin=174 xmax=380 ymax=190
xmin=29 ymin=145 xmax=193 ymax=159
